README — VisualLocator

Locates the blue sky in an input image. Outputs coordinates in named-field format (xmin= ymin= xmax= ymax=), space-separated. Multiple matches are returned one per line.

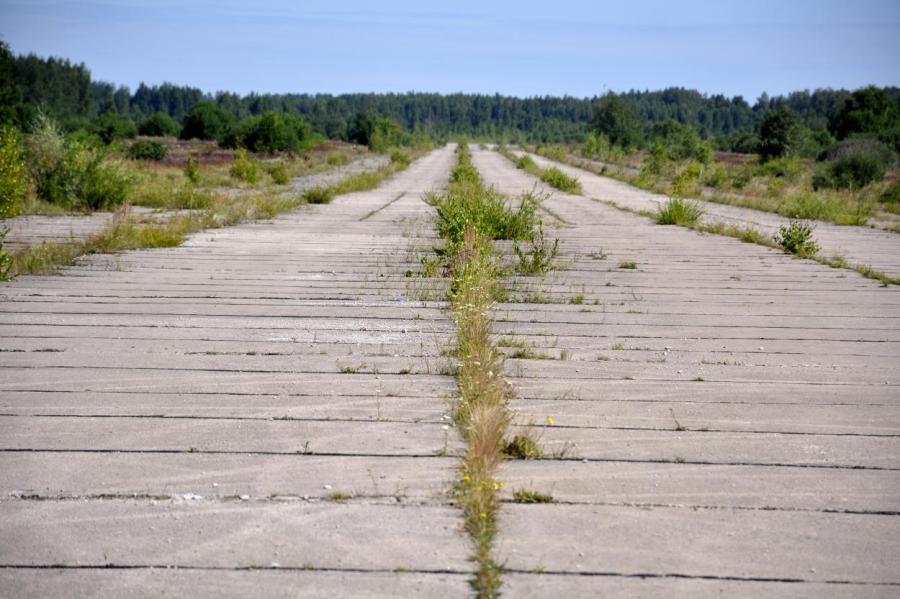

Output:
xmin=1 ymin=0 xmax=898 ymax=101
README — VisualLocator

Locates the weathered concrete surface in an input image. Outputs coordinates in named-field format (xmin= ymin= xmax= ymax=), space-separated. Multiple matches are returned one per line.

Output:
xmin=518 ymin=149 xmax=900 ymax=278
xmin=0 ymin=146 xmax=470 ymax=596
xmin=472 ymin=146 xmax=900 ymax=595
xmin=0 ymin=569 xmax=470 ymax=599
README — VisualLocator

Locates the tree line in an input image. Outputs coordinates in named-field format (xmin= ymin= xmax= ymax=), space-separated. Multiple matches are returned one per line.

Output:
xmin=1 ymin=40 xmax=898 ymax=153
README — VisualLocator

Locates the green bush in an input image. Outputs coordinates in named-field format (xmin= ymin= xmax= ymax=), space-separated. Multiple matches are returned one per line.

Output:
xmin=390 ymin=149 xmax=411 ymax=168
xmin=0 ymin=126 xmax=27 ymax=218
xmin=138 ymin=112 xmax=180 ymax=137
xmin=774 ymin=220 xmax=819 ymax=257
xmin=180 ymin=101 xmax=234 ymax=141
xmin=756 ymin=156 xmax=803 ymax=179
xmin=266 ymin=163 xmax=290 ymax=184
xmin=127 ymin=140 xmax=167 ymax=161
xmin=92 ymin=114 xmax=137 ymax=144
xmin=184 ymin=157 xmax=200 ymax=184
xmin=303 ymin=187 xmax=334 ymax=204
xmin=649 ymin=120 xmax=712 ymax=163
xmin=229 ymin=149 xmax=260 ymax=183
xmin=347 ymin=113 xmax=405 ymax=150
xmin=24 ymin=116 xmax=129 ymax=210
xmin=222 ymin=111 xmax=312 ymax=153
xmin=814 ymin=154 xmax=885 ymax=190
xmin=515 ymin=154 xmax=536 ymax=171
xmin=74 ymin=149 xmax=131 ymax=210
xmin=880 ymin=182 xmax=900 ymax=206
xmin=540 ymin=167 xmax=580 ymax=193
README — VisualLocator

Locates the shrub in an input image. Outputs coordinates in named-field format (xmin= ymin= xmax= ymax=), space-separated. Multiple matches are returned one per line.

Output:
xmin=303 ymin=187 xmax=333 ymax=204
xmin=347 ymin=113 xmax=404 ymax=150
xmin=0 ymin=126 xmax=27 ymax=218
xmin=513 ymin=222 xmax=559 ymax=274
xmin=540 ymin=167 xmax=580 ymax=193
xmin=656 ymin=197 xmax=704 ymax=225
xmin=74 ymin=149 xmax=131 ymax=210
xmin=127 ymin=140 xmax=167 ymax=161
xmin=138 ymin=112 xmax=180 ymax=137
xmin=180 ymin=101 xmax=233 ymax=141
xmin=649 ymin=120 xmax=712 ymax=163
xmin=327 ymin=153 xmax=349 ymax=166
xmin=222 ymin=111 xmax=312 ymax=153
xmin=671 ymin=161 xmax=702 ymax=197
xmin=25 ymin=116 xmax=130 ymax=210
xmin=229 ymin=149 xmax=260 ymax=183
xmin=0 ymin=229 xmax=12 ymax=281
xmin=184 ymin=157 xmax=200 ymax=184
xmin=92 ymin=114 xmax=138 ymax=144
xmin=814 ymin=154 xmax=885 ymax=190
xmin=756 ymin=156 xmax=803 ymax=180
xmin=267 ymin=163 xmax=289 ymax=184
xmin=880 ymin=182 xmax=900 ymax=206
xmin=814 ymin=139 xmax=891 ymax=190
xmin=390 ymin=149 xmax=411 ymax=168
xmin=432 ymin=186 xmax=538 ymax=244
xmin=515 ymin=154 xmax=536 ymax=171
xmin=774 ymin=220 xmax=819 ymax=257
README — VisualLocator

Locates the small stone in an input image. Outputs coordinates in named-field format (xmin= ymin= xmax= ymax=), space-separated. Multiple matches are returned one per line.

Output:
xmin=324 ymin=484 xmax=332 ymax=490
xmin=239 ymin=494 xmax=250 ymax=501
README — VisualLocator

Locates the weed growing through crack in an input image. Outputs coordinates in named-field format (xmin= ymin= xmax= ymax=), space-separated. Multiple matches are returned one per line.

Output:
xmin=512 ymin=489 xmax=555 ymax=504
xmin=774 ymin=220 xmax=820 ymax=257
xmin=513 ymin=222 xmax=559 ymax=275
xmin=656 ymin=197 xmax=704 ymax=226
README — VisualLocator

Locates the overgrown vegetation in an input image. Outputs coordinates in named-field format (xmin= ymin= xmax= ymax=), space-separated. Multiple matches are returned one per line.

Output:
xmin=656 ymin=197 xmax=704 ymax=226
xmin=23 ymin=114 xmax=132 ymax=211
xmin=127 ymin=139 xmax=167 ymax=161
xmin=774 ymin=220 xmax=820 ymax=257
xmin=432 ymin=144 xmax=554 ymax=598
xmin=540 ymin=166 xmax=581 ymax=193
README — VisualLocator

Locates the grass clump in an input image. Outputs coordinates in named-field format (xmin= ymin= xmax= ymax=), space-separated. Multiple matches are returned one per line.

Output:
xmin=512 ymin=489 xmax=555 ymax=504
xmin=430 ymin=146 xmax=537 ymax=245
xmin=513 ymin=222 xmax=559 ymax=275
xmin=266 ymin=163 xmax=290 ymax=185
xmin=503 ymin=433 xmax=543 ymax=459
xmin=618 ymin=261 xmax=637 ymax=269
xmin=229 ymin=149 xmax=260 ymax=183
xmin=656 ymin=197 xmax=704 ymax=225
xmin=303 ymin=187 xmax=334 ymax=204
xmin=515 ymin=154 xmax=537 ymax=172
xmin=774 ymin=220 xmax=820 ymax=257
xmin=540 ymin=166 xmax=581 ymax=193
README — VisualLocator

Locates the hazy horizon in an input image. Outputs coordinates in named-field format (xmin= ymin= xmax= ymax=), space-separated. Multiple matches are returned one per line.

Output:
xmin=1 ymin=0 xmax=899 ymax=102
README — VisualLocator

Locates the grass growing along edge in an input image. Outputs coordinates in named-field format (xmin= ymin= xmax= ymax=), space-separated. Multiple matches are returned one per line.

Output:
xmin=4 ymin=148 xmax=420 ymax=278
xmin=521 ymin=147 xmax=900 ymax=287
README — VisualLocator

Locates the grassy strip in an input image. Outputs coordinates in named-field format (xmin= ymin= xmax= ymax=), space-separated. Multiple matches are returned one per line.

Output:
xmin=297 ymin=150 xmax=415 ymax=205
xmin=527 ymin=149 xmax=900 ymax=287
xmin=6 ymin=149 xmax=420 ymax=278
xmin=535 ymin=146 xmax=879 ymax=227
xmin=496 ymin=146 xmax=581 ymax=193
xmin=432 ymin=144 xmax=543 ymax=597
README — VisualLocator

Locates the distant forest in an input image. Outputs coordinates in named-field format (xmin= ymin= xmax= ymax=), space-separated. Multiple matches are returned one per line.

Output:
xmin=2 ymin=42 xmax=898 ymax=148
